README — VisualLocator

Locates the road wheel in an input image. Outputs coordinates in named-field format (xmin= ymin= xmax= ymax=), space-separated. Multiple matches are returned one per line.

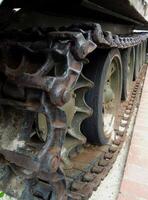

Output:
xmin=133 ymin=45 xmax=140 ymax=80
xmin=82 ymin=48 xmax=122 ymax=144
xmin=121 ymin=47 xmax=135 ymax=100
xmin=142 ymin=40 xmax=147 ymax=64
xmin=139 ymin=43 xmax=143 ymax=69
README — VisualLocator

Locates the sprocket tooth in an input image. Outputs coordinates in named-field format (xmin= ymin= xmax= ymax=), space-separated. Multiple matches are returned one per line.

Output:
xmin=75 ymin=88 xmax=93 ymax=116
xmin=61 ymin=72 xmax=94 ymax=169
xmin=67 ymin=128 xmax=86 ymax=143
xmin=74 ymin=73 xmax=94 ymax=90
xmin=75 ymin=106 xmax=92 ymax=115
xmin=69 ymin=112 xmax=88 ymax=142
xmin=61 ymin=136 xmax=82 ymax=169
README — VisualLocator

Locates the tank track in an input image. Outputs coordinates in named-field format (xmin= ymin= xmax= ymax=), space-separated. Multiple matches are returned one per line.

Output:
xmin=0 ymin=23 xmax=147 ymax=200
xmin=67 ymin=65 xmax=147 ymax=200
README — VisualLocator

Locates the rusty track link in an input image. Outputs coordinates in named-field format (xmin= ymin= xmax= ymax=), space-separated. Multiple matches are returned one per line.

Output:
xmin=0 ymin=23 xmax=147 ymax=199
xmin=66 ymin=65 xmax=147 ymax=200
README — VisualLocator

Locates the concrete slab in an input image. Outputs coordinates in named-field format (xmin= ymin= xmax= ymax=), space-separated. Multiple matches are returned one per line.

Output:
xmin=118 ymin=68 xmax=148 ymax=200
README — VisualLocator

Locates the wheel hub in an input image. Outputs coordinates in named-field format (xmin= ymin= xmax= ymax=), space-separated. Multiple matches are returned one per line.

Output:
xmin=104 ymin=82 xmax=115 ymax=103
xmin=103 ymin=59 xmax=121 ymax=140
xmin=127 ymin=48 xmax=135 ymax=96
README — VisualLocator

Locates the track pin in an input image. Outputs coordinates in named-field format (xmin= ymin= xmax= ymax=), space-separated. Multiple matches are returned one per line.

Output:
xmin=123 ymin=113 xmax=130 ymax=120
xmin=119 ymin=125 xmax=125 ymax=133
xmin=125 ymin=109 xmax=131 ymax=114
xmin=71 ymin=181 xmax=83 ymax=191
xmin=83 ymin=172 xmax=94 ymax=182
xmin=127 ymin=105 xmax=132 ymax=110
xmin=109 ymin=145 xmax=118 ymax=153
xmin=104 ymin=152 xmax=113 ymax=159
xmin=120 ymin=120 xmax=127 ymax=128
xmin=91 ymin=166 xmax=104 ymax=174
xmin=113 ymin=135 xmax=122 ymax=145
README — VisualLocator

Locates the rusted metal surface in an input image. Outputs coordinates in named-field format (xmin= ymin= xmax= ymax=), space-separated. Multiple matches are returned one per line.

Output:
xmin=66 ymin=65 xmax=147 ymax=200
xmin=0 ymin=24 xmax=97 ymax=200
xmin=0 ymin=23 xmax=147 ymax=200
